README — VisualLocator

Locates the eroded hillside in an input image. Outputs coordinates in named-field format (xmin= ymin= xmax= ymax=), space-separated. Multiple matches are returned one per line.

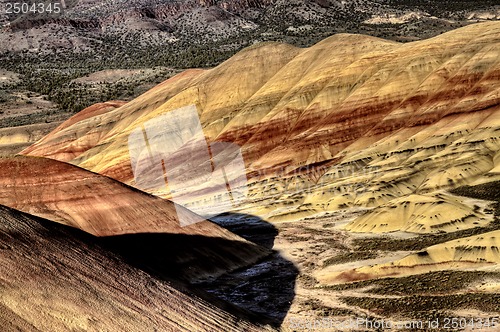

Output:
xmin=0 ymin=205 xmax=273 ymax=331
xmin=0 ymin=155 xmax=270 ymax=282
xmin=23 ymin=22 xmax=500 ymax=231
xmin=16 ymin=22 xmax=500 ymax=328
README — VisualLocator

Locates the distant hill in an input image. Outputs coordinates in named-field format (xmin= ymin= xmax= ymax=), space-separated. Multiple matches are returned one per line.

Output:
xmin=1 ymin=0 xmax=498 ymax=56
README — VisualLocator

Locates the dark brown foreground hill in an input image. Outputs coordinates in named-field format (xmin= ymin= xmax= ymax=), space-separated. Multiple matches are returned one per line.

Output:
xmin=0 ymin=205 xmax=275 ymax=332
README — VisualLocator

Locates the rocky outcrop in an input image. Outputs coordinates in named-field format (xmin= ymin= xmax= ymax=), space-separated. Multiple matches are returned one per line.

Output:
xmin=10 ymin=18 xmax=100 ymax=31
xmin=0 ymin=155 xmax=248 ymax=237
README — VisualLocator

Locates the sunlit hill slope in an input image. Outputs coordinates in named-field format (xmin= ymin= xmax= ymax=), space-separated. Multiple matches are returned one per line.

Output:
xmin=20 ymin=22 xmax=500 ymax=282
xmin=0 ymin=155 xmax=269 ymax=282
xmin=23 ymin=21 xmax=500 ymax=224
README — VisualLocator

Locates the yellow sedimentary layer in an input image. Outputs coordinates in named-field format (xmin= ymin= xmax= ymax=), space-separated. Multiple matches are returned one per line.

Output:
xmin=21 ymin=22 xmax=500 ymax=234
xmin=345 ymin=192 xmax=493 ymax=233
xmin=317 ymin=230 xmax=500 ymax=284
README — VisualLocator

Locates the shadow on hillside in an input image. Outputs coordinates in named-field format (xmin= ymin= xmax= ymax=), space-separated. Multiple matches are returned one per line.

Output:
xmin=210 ymin=212 xmax=279 ymax=249
xmin=204 ymin=212 xmax=299 ymax=325
xmin=0 ymin=205 xmax=284 ymax=328
xmin=97 ymin=212 xmax=298 ymax=327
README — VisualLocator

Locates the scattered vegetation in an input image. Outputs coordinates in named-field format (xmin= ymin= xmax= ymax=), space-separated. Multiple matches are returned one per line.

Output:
xmin=322 ymin=251 xmax=378 ymax=267
xmin=297 ymin=272 xmax=318 ymax=288
xmin=342 ymin=293 xmax=500 ymax=320
xmin=324 ymin=271 xmax=500 ymax=294
xmin=451 ymin=181 xmax=500 ymax=216
xmin=353 ymin=181 xmax=500 ymax=251
xmin=300 ymin=299 xmax=360 ymax=317
xmin=353 ymin=217 xmax=500 ymax=252
xmin=0 ymin=108 xmax=68 ymax=128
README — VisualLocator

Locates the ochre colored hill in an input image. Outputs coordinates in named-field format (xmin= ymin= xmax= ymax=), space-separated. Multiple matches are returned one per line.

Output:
xmin=0 ymin=155 xmax=234 ymax=237
xmin=0 ymin=155 xmax=269 ymax=281
xmin=344 ymin=192 xmax=493 ymax=234
xmin=21 ymin=101 xmax=126 ymax=162
xmin=22 ymin=22 xmax=500 ymax=233
xmin=0 ymin=205 xmax=272 ymax=331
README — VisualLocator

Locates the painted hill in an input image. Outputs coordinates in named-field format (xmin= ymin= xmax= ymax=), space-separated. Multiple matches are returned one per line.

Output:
xmin=0 ymin=155 xmax=269 ymax=281
xmin=22 ymin=22 xmax=500 ymax=235
xmin=0 ymin=155 xmax=240 ymax=236
xmin=8 ymin=22 xmax=500 ymax=323
xmin=0 ymin=205 xmax=272 ymax=331
xmin=319 ymin=229 xmax=500 ymax=284
xmin=3 ymin=0 xmax=493 ymax=55
xmin=317 ymin=180 xmax=500 ymax=284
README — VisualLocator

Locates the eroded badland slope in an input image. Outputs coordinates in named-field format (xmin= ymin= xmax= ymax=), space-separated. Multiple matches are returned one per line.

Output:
xmin=17 ymin=22 xmax=500 ymax=326
xmin=23 ymin=22 xmax=500 ymax=233
xmin=0 ymin=155 xmax=269 ymax=282
xmin=0 ymin=205 xmax=273 ymax=331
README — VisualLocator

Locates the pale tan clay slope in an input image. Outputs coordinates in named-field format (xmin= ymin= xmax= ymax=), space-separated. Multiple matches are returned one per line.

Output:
xmin=0 ymin=205 xmax=272 ymax=332
xmin=317 ymin=230 xmax=500 ymax=285
xmin=22 ymin=22 xmax=500 ymax=233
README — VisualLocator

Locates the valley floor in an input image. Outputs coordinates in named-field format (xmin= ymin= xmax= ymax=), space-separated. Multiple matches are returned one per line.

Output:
xmin=208 ymin=193 xmax=500 ymax=331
